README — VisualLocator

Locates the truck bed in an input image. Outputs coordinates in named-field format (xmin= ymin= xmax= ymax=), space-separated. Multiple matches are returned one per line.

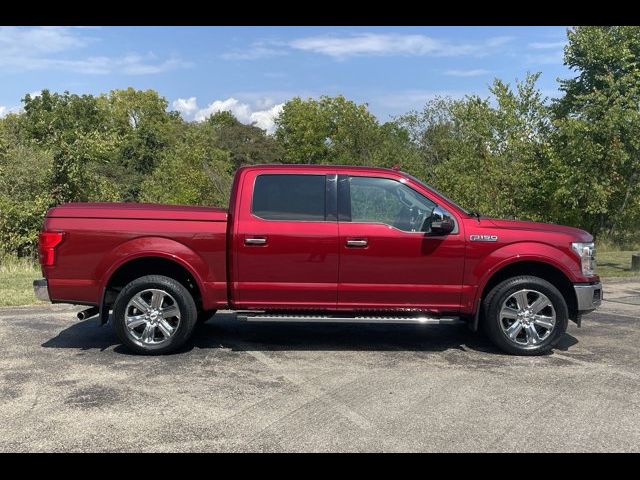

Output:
xmin=47 ymin=202 xmax=228 ymax=222
xmin=42 ymin=202 xmax=229 ymax=309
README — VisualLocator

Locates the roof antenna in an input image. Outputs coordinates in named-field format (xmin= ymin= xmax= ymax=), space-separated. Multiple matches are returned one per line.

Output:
xmin=391 ymin=164 xmax=401 ymax=171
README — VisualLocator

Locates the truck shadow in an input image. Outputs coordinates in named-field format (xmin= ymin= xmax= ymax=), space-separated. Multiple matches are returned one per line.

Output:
xmin=41 ymin=311 xmax=579 ymax=356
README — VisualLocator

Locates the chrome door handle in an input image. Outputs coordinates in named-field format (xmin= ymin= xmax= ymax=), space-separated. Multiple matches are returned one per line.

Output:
xmin=346 ymin=239 xmax=368 ymax=247
xmin=245 ymin=237 xmax=267 ymax=245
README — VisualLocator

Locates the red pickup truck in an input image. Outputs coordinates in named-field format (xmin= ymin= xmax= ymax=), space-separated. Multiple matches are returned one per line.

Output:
xmin=33 ymin=165 xmax=602 ymax=355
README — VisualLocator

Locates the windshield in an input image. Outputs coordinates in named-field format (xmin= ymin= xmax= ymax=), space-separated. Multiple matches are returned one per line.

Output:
xmin=402 ymin=172 xmax=473 ymax=216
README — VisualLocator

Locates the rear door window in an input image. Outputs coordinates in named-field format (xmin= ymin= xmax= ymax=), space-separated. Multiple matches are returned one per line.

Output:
xmin=252 ymin=174 xmax=326 ymax=221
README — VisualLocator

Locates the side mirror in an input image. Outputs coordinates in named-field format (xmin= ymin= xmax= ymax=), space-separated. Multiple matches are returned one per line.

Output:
xmin=422 ymin=206 xmax=455 ymax=235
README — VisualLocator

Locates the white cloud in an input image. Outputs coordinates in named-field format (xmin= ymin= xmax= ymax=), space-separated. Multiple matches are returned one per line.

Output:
xmin=525 ymin=51 xmax=564 ymax=66
xmin=287 ymin=33 xmax=513 ymax=60
xmin=249 ymin=104 xmax=285 ymax=132
xmin=525 ymin=40 xmax=566 ymax=65
xmin=221 ymin=33 xmax=514 ymax=61
xmin=172 ymin=97 xmax=198 ymax=116
xmin=194 ymin=98 xmax=252 ymax=123
xmin=252 ymin=97 xmax=277 ymax=109
xmin=444 ymin=69 xmax=490 ymax=77
xmin=528 ymin=41 xmax=566 ymax=49
xmin=0 ymin=26 xmax=190 ymax=75
xmin=220 ymin=41 xmax=288 ymax=61
xmin=116 ymin=54 xmax=189 ymax=75
xmin=0 ymin=104 xmax=23 ymax=117
xmin=1 ymin=53 xmax=189 ymax=75
xmin=0 ymin=26 xmax=89 ymax=57
xmin=173 ymin=96 xmax=285 ymax=134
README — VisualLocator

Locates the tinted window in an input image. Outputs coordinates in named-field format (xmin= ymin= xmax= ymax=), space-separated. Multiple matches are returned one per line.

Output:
xmin=252 ymin=174 xmax=326 ymax=221
xmin=349 ymin=176 xmax=436 ymax=232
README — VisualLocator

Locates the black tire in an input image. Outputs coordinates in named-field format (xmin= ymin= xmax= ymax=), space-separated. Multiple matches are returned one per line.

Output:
xmin=112 ymin=275 xmax=198 ymax=355
xmin=197 ymin=309 xmax=217 ymax=325
xmin=482 ymin=275 xmax=568 ymax=356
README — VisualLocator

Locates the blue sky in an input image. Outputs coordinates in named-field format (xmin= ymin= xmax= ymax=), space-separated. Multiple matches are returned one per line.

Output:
xmin=0 ymin=26 xmax=571 ymax=132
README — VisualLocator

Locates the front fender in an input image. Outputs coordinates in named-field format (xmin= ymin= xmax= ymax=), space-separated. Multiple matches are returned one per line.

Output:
xmin=471 ymin=241 xmax=582 ymax=311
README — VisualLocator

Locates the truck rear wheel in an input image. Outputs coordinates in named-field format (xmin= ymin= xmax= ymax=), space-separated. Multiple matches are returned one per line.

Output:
xmin=482 ymin=275 xmax=568 ymax=356
xmin=112 ymin=275 xmax=198 ymax=355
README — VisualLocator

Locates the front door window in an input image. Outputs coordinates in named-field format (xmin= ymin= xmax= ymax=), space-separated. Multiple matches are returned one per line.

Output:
xmin=348 ymin=176 xmax=437 ymax=232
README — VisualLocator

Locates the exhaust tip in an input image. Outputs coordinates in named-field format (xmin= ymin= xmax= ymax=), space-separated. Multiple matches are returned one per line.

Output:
xmin=77 ymin=306 xmax=99 ymax=321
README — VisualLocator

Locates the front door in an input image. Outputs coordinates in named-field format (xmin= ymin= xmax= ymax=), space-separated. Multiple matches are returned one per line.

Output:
xmin=337 ymin=174 xmax=465 ymax=313
xmin=234 ymin=172 xmax=339 ymax=309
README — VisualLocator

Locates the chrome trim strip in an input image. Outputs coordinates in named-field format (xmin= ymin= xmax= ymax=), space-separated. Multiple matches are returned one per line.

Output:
xmin=238 ymin=314 xmax=462 ymax=325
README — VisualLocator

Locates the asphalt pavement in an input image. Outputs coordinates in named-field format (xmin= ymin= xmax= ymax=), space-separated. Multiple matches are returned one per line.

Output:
xmin=0 ymin=279 xmax=638 ymax=452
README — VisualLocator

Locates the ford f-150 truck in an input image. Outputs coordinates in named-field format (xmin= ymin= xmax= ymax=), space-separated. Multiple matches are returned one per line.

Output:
xmin=33 ymin=164 xmax=602 ymax=355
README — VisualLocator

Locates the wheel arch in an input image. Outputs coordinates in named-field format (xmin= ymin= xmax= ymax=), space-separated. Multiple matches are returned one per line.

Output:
xmin=472 ymin=259 xmax=578 ymax=331
xmin=98 ymin=239 xmax=210 ymax=322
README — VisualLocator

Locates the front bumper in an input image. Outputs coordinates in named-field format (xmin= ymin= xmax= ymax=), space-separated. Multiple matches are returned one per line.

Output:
xmin=574 ymin=282 xmax=602 ymax=311
xmin=33 ymin=279 xmax=50 ymax=302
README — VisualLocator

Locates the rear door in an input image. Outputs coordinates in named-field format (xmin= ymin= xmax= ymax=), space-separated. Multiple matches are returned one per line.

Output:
xmin=233 ymin=170 xmax=339 ymax=309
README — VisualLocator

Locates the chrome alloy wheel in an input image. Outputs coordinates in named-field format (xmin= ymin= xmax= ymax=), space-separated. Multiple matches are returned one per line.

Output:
xmin=499 ymin=289 xmax=556 ymax=347
xmin=124 ymin=289 xmax=181 ymax=346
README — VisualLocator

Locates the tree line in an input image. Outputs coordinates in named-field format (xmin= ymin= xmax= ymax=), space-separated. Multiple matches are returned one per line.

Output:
xmin=1 ymin=26 xmax=639 ymax=257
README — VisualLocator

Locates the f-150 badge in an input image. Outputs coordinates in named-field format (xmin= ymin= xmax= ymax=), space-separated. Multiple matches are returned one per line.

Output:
xmin=470 ymin=234 xmax=498 ymax=242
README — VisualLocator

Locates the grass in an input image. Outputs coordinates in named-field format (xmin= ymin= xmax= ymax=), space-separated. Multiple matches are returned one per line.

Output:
xmin=596 ymin=250 xmax=640 ymax=278
xmin=0 ymin=255 xmax=44 ymax=307
xmin=0 ymin=247 xmax=638 ymax=308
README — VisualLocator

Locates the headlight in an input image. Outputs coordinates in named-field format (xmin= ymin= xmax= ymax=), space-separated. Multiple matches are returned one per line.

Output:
xmin=571 ymin=242 xmax=596 ymax=276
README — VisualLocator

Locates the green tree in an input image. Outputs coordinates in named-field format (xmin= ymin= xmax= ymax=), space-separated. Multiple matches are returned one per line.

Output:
xmin=18 ymin=88 xmax=183 ymax=205
xmin=394 ymin=97 xmax=458 ymax=182
xmin=22 ymin=90 xmax=114 ymax=204
xmin=370 ymin=121 xmax=421 ymax=174
xmin=102 ymin=88 xmax=184 ymax=201
xmin=139 ymin=121 xmax=232 ymax=207
xmin=552 ymin=26 xmax=640 ymax=240
xmin=275 ymin=96 xmax=332 ymax=164
xmin=397 ymin=73 xmax=552 ymax=221
xmin=206 ymin=111 xmax=282 ymax=169
xmin=275 ymin=95 xmax=415 ymax=168
xmin=0 ymin=142 xmax=54 ymax=256
xmin=1 ymin=89 xmax=183 ymax=255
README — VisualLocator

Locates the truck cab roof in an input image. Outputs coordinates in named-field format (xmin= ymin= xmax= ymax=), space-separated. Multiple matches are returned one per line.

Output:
xmin=237 ymin=164 xmax=404 ymax=176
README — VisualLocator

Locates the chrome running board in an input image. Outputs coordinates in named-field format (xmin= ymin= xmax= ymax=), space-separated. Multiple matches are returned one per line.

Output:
xmin=237 ymin=313 xmax=463 ymax=325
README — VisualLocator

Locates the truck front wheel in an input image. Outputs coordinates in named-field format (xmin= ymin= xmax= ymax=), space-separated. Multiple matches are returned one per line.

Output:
xmin=112 ymin=275 xmax=198 ymax=355
xmin=482 ymin=275 xmax=568 ymax=356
